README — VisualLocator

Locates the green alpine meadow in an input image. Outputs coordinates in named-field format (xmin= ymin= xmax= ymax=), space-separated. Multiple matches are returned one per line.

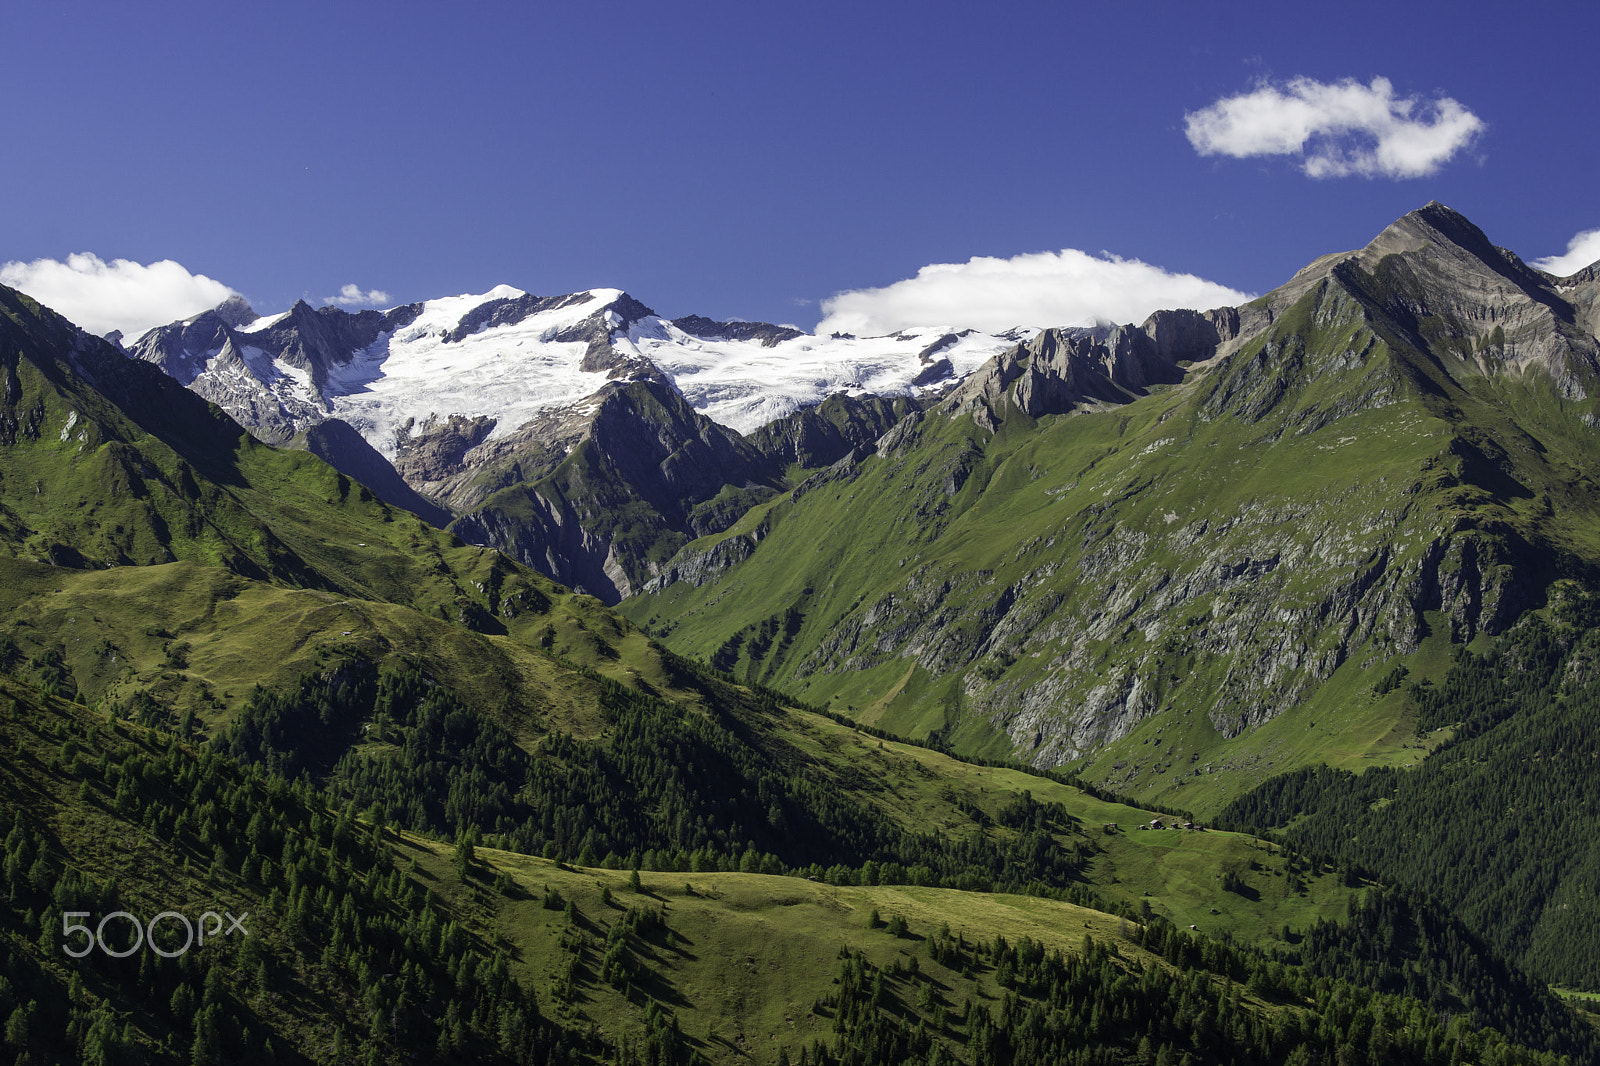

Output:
xmin=5 ymin=204 xmax=1600 ymax=1065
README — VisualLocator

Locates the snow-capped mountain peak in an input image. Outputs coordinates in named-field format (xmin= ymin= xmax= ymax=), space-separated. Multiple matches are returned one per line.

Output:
xmin=129 ymin=284 xmax=1033 ymax=454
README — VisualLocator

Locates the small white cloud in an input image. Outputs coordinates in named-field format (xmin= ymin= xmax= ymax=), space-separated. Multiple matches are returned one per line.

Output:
xmin=0 ymin=253 xmax=239 ymax=339
xmin=815 ymin=249 xmax=1251 ymax=336
xmin=324 ymin=284 xmax=391 ymax=308
xmin=1185 ymin=76 xmax=1484 ymax=179
xmin=1531 ymin=228 xmax=1600 ymax=277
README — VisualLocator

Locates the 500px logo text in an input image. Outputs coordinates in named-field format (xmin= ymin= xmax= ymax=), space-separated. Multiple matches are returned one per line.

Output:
xmin=61 ymin=910 xmax=249 ymax=958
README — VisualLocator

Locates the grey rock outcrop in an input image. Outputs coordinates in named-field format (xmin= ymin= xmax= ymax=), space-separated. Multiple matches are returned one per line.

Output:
xmin=640 ymin=531 xmax=765 ymax=594
xmin=746 ymin=392 xmax=923 ymax=472
xmin=947 ymin=308 xmax=1243 ymax=430
xmin=447 ymin=377 xmax=780 ymax=602
xmin=129 ymin=298 xmax=426 ymax=443
xmin=671 ymin=315 xmax=805 ymax=347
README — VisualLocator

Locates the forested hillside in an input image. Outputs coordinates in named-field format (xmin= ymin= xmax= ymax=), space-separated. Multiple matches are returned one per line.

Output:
xmin=2 ymin=669 xmax=1592 ymax=1065
xmin=1218 ymin=586 xmax=1600 ymax=990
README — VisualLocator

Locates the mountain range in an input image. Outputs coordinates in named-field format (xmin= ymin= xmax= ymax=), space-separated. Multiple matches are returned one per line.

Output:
xmin=131 ymin=199 xmax=1600 ymax=793
xmin=106 ymin=201 xmax=1600 ymax=804
xmin=4 ymin=202 xmax=1600 ymax=1062
xmin=126 ymin=288 xmax=1030 ymax=600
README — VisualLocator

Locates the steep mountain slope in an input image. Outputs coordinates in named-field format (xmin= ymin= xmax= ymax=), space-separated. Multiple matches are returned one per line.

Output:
xmin=1217 ymin=590 xmax=1600 ymax=990
xmin=446 ymin=378 xmax=783 ymax=601
xmin=2 ymin=274 xmax=1344 ymax=944
xmin=287 ymin=416 xmax=453 ymax=527
xmin=745 ymin=391 xmax=927 ymax=473
xmin=628 ymin=204 xmax=1600 ymax=813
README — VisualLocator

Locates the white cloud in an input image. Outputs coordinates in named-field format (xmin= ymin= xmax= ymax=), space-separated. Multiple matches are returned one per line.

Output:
xmin=1185 ymin=76 xmax=1484 ymax=179
xmin=815 ymin=249 xmax=1251 ymax=336
xmin=1531 ymin=228 xmax=1600 ymax=277
xmin=0 ymin=253 xmax=239 ymax=339
xmin=325 ymin=284 xmax=391 ymax=308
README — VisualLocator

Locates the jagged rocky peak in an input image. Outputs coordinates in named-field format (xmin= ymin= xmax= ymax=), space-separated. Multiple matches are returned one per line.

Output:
xmin=1268 ymin=203 xmax=1566 ymax=321
xmin=1334 ymin=202 xmax=1600 ymax=396
xmin=250 ymin=299 xmax=420 ymax=383
xmin=945 ymin=306 xmax=1242 ymax=430
xmin=745 ymin=391 xmax=924 ymax=471
xmin=130 ymin=298 xmax=257 ymax=387
xmin=443 ymin=288 xmax=653 ymax=348
xmin=564 ymin=291 xmax=665 ymax=377
xmin=393 ymin=413 xmax=499 ymax=482
xmin=583 ymin=377 xmax=769 ymax=501
xmin=212 ymin=293 xmax=259 ymax=330
xmin=671 ymin=314 xmax=804 ymax=348
xmin=1347 ymin=201 xmax=1564 ymax=313
xmin=1553 ymin=263 xmax=1600 ymax=345
xmin=443 ymin=375 xmax=781 ymax=603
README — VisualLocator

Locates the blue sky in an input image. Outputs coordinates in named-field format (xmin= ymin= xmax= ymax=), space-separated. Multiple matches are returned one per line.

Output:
xmin=3 ymin=0 xmax=1597 ymax=338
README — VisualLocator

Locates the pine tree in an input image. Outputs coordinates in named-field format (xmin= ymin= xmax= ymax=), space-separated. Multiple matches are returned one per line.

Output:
xmin=4 ymin=1000 xmax=33 ymax=1048
xmin=455 ymin=826 xmax=478 ymax=880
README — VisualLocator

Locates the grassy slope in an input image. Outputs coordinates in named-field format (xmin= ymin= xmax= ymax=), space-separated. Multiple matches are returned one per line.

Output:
xmin=421 ymin=837 xmax=1323 ymax=1066
xmin=628 ymin=371 xmax=1448 ymax=813
xmin=764 ymin=707 xmax=1356 ymax=951
xmin=0 ymin=668 xmax=1576 ymax=1065
xmin=0 ymin=538 xmax=1359 ymax=970
xmin=458 ymin=848 xmax=1138 ymax=1062
xmin=6 ymin=280 xmax=1590 ymax=1059
xmin=627 ymin=276 xmax=1600 ymax=819
xmin=0 ymin=554 xmax=674 ymax=740
xmin=0 ymin=550 xmax=1359 ymax=971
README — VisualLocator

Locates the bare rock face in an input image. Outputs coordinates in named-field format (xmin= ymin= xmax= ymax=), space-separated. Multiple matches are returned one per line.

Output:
xmin=393 ymin=415 xmax=498 ymax=485
xmin=250 ymin=301 xmax=425 ymax=392
xmin=745 ymin=392 xmax=923 ymax=472
xmin=946 ymin=307 xmax=1243 ymax=430
xmin=132 ymin=304 xmax=255 ymax=387
xmin=1555 ymin=263 xmax=1600 ymax=343
xmin=639 ymin=530 xmax=765 ymax=594
xmin=445 ymin=377 xmax=781 ymax=603
xmin=164 ymin=335 xmax=328 ymax=445
xmin=211 ymin=294 xmax=259 ymax=330
xmin=129 ymin=298 xmax=427 ymax=444
xmin=670 ymin=315 xmax=804 ymax=347
xmin=1346 ymin=204 xmax=1600 ymax=395
xmin=1252 ymin=202 xmax=1600 ymax=400
xmin=442 ymin=290 xmax=595 ymax=343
